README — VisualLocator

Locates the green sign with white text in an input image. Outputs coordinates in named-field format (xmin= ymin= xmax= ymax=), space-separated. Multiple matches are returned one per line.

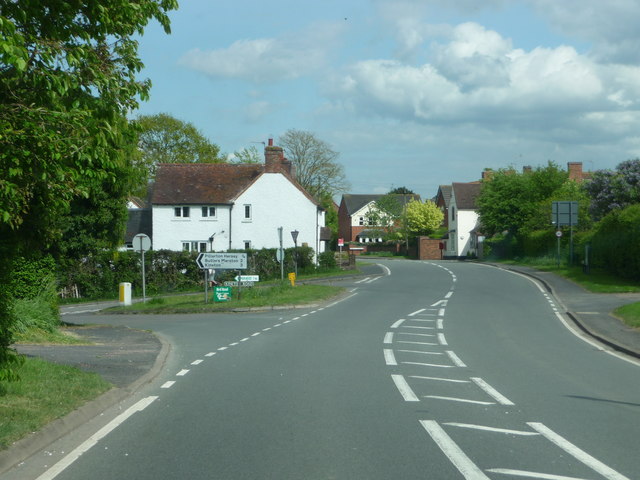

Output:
xmin=213 ymin=286 xmax=232 ymax=302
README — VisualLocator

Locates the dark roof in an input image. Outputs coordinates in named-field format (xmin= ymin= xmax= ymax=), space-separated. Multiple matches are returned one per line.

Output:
xmin=151 ymin=163 xmax=263 ymax=204
xmin=125 ymin=208 xmax=152 ymax=243
xmin=341 ymin=193 xmax=421 ymax=215
xmin=436 ymin=185 xmax=453 ymax=207
xmin=150 ymin=163 xmax=320 ymax=207
xmin=452 ymin=182 xmax=481 ymax=209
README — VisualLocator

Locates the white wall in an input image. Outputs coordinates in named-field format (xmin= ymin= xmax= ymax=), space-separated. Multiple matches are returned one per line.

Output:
xmin=152 ymin=205 xmax=231 ymax=251
xmin=233 ymin=173 xmax=324 ymax=252
xmin=455 ymin=210 xmax=479 ymax=257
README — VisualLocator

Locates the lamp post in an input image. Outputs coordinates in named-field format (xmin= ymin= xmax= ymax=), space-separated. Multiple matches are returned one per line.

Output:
xmin=291 ymin=230 xmax=299 ymax=277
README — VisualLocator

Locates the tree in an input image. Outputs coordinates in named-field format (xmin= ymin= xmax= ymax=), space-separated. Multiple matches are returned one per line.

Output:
xmin=389 ymin=186 xmax=415 ymax=195
xmin=583 ymin=159 xmax=640 ymax=220
xmin=231 ymin=145 xmax=262 ymax=164
xmin=405 ymin=200 xmax=444 ymax=238
xmin=278 ymin=129 xmax=350 ymax=198
xmin=477 ymin=162 xmax=568 ymax=238
xmin=0 ymin=0 xmax=177 ymax=380
xmin=135 ymin=113 xmax=224 ymax=176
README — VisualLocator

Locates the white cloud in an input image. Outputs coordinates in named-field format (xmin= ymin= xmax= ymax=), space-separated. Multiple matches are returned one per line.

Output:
xmin=328 ymin=20 xmax=640 ymax=144
xmin=530 ymin=0 xmax=640 ymax=63
xmin=179 ymin=22 xmax=346 ymax=83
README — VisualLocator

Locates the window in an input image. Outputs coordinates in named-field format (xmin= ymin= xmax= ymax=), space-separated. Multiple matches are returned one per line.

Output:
xmin=175 ymin=206 xmax=190 ymax=218
xmin=202 ymin=206 xmax=216 ymax=218
xmin=243 ymin=204 xmax=252 ymax=221
xmin=451 ymin=206 xmax=456 ymax=221
xmin=182 ymin=242 xmax=190 ymax=251
xmin=244 ymin=241 xmax=251 ymax=250
xmin=358 ymin=216 xmax=365 ymax=226
xmin=199 ymin=242 xmax=208 ymax=252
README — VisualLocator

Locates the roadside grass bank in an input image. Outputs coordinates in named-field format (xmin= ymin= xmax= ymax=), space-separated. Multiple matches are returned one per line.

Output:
xmin=494 ymin=258 xmax=640 ymax=328
xmin=107 ymin=283 xmax=344 ymax=314
xmin=0 ymin=357 xmax=111 ymax=450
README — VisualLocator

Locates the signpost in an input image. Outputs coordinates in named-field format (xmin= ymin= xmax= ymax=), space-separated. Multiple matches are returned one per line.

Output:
xmin=195 ymin=253 xmax=248 ymax=304
xmin=133 ymin=234 xmax=151 ymax=302
xmin=551 ymin=201 xmax=578 ymax=266
xmin=213 ymin=286 xmax=232 ymax=302
xmin=234 ymin=275 xmax=259 ymax=282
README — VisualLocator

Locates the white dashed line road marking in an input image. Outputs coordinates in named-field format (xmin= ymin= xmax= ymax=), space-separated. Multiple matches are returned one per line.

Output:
xmin=384 ymin=332 xmax=394 ymax=344
xmin=176 ymin=369 xmax=190 ymax=376
xmin=191 ymin=360 xmax=203 ymax=365
xmin=384 ymin=349 xmax=398 ymax=366
xmin=218 ymin=346 xmax=228 ymax=351
xmin=205 ymin=352 xmax=216 ymax=357
xmin=391 ymin=374 xmax=420 ymax=401
xmin=486 ymin=468 xmax=589 ymax=479
xmin=446 ymin=351 xmax=467 ymax=367
xmin=438 ymin=333 xmax=448 ymax=345
xmin=420 ymin=420 xmax=491 ymax=480
xmin=528 ymin=423 xmax=631 ymax=480
xmin=161 ymin=381 xmax=176 ymax=389
xmin=471 ymin=378 xmax=514 ymax=406
xmin=391 ymin=319 xmax=406 ymax=328
xmin=251 ymin=332 xmax=260 ymax=337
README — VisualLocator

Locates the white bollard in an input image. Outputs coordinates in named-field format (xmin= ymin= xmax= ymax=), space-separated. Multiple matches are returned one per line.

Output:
xmin=119 ymin=282 xmax=132 ymax=306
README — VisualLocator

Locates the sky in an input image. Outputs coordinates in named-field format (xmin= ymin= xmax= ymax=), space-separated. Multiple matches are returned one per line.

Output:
xmin=134 ymin=0 xmax=640 ymax=201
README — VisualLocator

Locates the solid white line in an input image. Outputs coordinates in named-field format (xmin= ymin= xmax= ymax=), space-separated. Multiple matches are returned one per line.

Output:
xmin=367 ymin=276 xmax=381 ymax=283
xmin=425 ymin=395 xmax=495 ymax=405
xmin=410 ymin=375 xmax=470 ymax=384
xmin=383 ymin=332 xmax=394 ymax=344
xmin=408 ymin=308 xmax=426 ymax=316
xmin=384 ymin=349 xmax=397 ymax=366
xmin=161 ymin=381 xmax=176 ymax=389
xmin=399 ymin=340 xmax=439 ymax=346
xmin=403 ymin=325 xmax=435 ymax=330
xmin=471 ymin=378 xmax=514 ymax=406
xmin=487 ymin=468 xmax=589 ymax=479
xmin=176 ymin=369 xmax=189 ymax=376
xmin=445 ymin=423 xmax=538 ymax=436
xmin=404 ymin=361 xmax=454 ymax=368
xmin=391 ymin=319 xmax=406 ymax=329
xmin=528 ymin=423 xmax=631 ymax=480
xmin=438 ymin=333 xmax=448 ymax=345
xmin=398 ymin=349 xmax=442 ymax=356
xmin=377 ymin=263 xmax=392 ymax=276
xmin=191 ymin=359 xmax=203 ymax=365
xmin=205 ymin=352 xmax=216 ymax=357
xmin=391 ymin=374 xmax=420 ymax=402
xmin=420 ymin=420 xmax=491 ymax=480
xmin=37 ymin=396 xmax=158 ymax=480
xmin=446 ymin=351 xmax=467 ymax=367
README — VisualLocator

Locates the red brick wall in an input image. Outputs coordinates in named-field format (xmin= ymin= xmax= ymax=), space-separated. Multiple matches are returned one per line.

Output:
xmin=418 ymin=237 xmax=443 ymax=260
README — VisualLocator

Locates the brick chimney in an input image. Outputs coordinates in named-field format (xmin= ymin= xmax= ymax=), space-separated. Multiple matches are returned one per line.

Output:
xmin=568 ymin=162 xmax=584 ymax=182
xmin=264 ymin=138 xmax=293 ymax=175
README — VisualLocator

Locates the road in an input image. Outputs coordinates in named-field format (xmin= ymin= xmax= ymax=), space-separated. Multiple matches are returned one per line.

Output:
xmin=6 ymin=260 xmax=640 ymax=479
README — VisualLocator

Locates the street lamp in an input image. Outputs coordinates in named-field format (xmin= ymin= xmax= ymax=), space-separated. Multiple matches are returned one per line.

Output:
xmin=291 ymin=230 xmax=299 ymax=276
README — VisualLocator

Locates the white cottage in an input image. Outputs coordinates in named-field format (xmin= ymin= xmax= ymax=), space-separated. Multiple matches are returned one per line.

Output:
xmin=445 ymin=182 xmax=482 ymax=258
xmin=149 ymin=141 xmax=329 ymax=256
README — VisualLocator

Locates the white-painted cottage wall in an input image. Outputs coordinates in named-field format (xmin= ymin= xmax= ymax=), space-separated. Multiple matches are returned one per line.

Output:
xmin=233 ymin=173 xmax=324 ymax=252
xmin=454 ymin=210 xmax=479 ymax=257
xmin=152 ymin=204 xmax=231 ymax=251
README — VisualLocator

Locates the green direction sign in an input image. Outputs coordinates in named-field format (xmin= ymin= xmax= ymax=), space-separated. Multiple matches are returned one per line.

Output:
xmin=213 ymin=286 xmax=232 ymax=302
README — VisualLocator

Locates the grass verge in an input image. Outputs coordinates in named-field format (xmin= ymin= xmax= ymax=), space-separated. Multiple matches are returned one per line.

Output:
xmin=613 ymin=304 xmax=640 ymax=329
xmin=108 ymin=283 xmax=343 ymax=314
xmin=0 ymin=357 xmax=111 ymax=450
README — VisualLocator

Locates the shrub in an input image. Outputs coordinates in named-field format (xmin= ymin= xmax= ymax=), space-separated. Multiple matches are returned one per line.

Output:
xmin=318 ymin=251 xmax=337 ymax=269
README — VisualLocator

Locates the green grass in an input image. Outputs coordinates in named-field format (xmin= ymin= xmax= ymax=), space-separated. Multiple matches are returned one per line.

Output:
xmin=0 ymin=357 xmax=111 ymax=449
xmin=13 ymin=326 xmax=89 ymax=345
xmin=106 ymin=283 xmax=344 ymax=314
xmin=613 ymin=303 xmax=640 ymax=329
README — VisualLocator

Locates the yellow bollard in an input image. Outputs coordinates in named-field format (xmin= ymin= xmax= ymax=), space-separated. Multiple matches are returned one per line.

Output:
xmin=288 ymin=272 xmax=296 ymax=286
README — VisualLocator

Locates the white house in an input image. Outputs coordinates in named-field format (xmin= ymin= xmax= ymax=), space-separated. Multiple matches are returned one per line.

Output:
xmin=149 ymin=140 xmax=329 ymax=257
xmin=445 ymin=182 xmax=482 ymax=258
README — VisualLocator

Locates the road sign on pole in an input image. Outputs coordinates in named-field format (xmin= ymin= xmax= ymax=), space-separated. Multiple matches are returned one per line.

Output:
xmin=196 ymin=252 xmax=247 ymax=269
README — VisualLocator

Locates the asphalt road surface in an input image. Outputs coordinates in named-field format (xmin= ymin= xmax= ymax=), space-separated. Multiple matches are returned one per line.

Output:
xmin=6 ymin=260 xmax=640 ymax=479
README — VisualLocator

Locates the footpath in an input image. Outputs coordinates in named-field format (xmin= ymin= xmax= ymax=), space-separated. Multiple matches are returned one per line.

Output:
xmin=1 ymin=263 xmax=639 ymax=474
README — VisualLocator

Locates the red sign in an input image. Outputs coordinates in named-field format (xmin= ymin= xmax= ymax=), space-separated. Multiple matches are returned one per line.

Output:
xmin=338 ymin=238 xmax=344 ymax=247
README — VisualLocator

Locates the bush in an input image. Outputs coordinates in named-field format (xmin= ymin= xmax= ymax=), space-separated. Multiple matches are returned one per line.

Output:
xmin=9 ymin=275 xmax=60 ymax=334
xmin=588 ymin=204 xmax=640 ymax=279
xmin=318 ymin=251 xmax=337 ymax=269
